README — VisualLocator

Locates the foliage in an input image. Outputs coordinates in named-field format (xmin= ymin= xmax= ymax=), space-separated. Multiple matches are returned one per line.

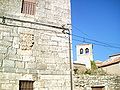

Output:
xmin=74 ymin=69 xmax=78 ymax=74
xmin=91 ymin=60 xmax=97 ymax=70
xmin=84 ymin=61 xmax=107 ymax=75
xmin=74 ymin=68 xmax=85 ymax=75
xmin=73 ymin=60 xmax=107 ymax=75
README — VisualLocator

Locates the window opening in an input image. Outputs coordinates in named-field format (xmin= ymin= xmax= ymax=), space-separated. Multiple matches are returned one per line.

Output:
xmin=19 ymin=80 xmax=34 ymax=90
xmin=21 ymin=0 xmax=36 ymax=15
xmin=91 ymin=86 xmax=105 ymax=90
xmin=80 ymin=48 xmax=83 ymax=54
xmin=85 ymin=48 xmax=89 ymax=54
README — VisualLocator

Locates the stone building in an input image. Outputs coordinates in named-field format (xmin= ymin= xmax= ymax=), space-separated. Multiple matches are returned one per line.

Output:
xmin=98 ymin=53 xmax=120 ymax=75
xmin=0 ymin=0 xmax=71 ymax=90
xmin=74 ymin=44 xmax=93 ymax=69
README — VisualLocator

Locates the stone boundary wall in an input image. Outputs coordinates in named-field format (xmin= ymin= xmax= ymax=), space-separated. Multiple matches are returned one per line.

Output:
xmin=74 ymin=75 xmax=120 ymax=90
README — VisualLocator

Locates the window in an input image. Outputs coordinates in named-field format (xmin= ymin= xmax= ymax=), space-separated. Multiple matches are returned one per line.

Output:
xmin=19 ymin=80 xmax=34 ymax=90
xmin=80 ymin=48 xmax=83 ymax=54
xmin=85 ymin=48 xmax=89 ymax=54
xmin=21 ymin=0 xmax=36 ymax=15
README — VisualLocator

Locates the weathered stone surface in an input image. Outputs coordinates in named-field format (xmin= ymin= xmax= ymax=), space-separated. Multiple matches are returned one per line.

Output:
xmin=4 ymin=67 xmax=16 ymax=73
xmin=0 ymin=46 xmax=7 ymax=54
xmin=0 ymin=67 xmax=3 ymax=72
xmin=29 ymin=69 xmax=38 ymax=74
xmin=36 ymin=63 xmax=47 ymax=70
xmin=8 ymin=47 xmax=17 ymax=55
xmin=16 ymin=68 xmax=27 ymax=73
xmin=3 ymin=36 xmax=13 ymax=42
xmin=12 ymin=37 xmax=19 ymax=48
xmin=8 ymin=54 xmax=22 ymax=61
xmin=1 ymin=32 xmax=10 ymax=37
xmin=0 ymin=40 xmax=12 ymax=47
xmin=22 ymin=55 xmax=35 ymax=61
xmin=25 ymin=62 xmax=36 ymax=69
xmin=11 ymin=27 xmax=19 ymax=36
xmin=15 ymin=61 xmax=24 ymax=68
xmin=0 ymin=32 xmax=3 ymax=39
xmin=3 ymin=60 xmax=15 ymax=68
xmin=74 ymin=75 xmax=120 ymax=90
xmin=17 ymin=49 xmax=32 ymax=56
xmin=0 ymin=0 xmax=71 ymax=89
xmin=1 ymin=84 xmax=13 ymax=89
xmin=0 ymin=54 xmax=5 ymax=60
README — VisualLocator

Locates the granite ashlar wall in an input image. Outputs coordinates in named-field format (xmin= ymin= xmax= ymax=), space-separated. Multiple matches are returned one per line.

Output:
xmin=0 ymin=0 xmax=71 ymax=90
xmin=0 ymin=0 xmax=71 ymax=26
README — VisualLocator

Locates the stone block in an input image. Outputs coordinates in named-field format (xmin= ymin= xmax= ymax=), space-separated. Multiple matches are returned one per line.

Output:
xmin=49 ymin=41 xmax=58 ymax=46
xmin=38 ymin=39 xmax=48 ymax=45
xmin=9 ymin=54 xmax=22 ymax=61
xmin=0 ymin=46 xmax=7 ymax=54
xmin=3 ymin=60 xmax=15 ymax=68
xmin=8 ymin=47 xmax=17 ymax=55
xmin=1 ymin=32 xmax=10 ymax=37
xmin=0 ymin=32 xmax=3 ymax=39
xmin=11 ymin=27 xmax=19 ymax=36
xmin=12 ymin=37 xmax=19 ymax=48
xmin=3 ymin=36 xmax=13 ymax=42
xmin=16 ymin=68 xmax=27 ymax=73
xmin=32 ymin=50 xmax=40 ymax=57
xmin=23 ymin=22 xmax=31 ymax=27
xmin=4 ymin=67 xmax=16 ymax=73
xmin=0 ymin=79 xmax=9 ymax=83
xmin=0 ymin=54 xmax=5 ymax=60
xmin=17 ymin=49 xmax=32 ymax=56
xmin=0 ymin=67 xmax=3 ymax=72
xmin=29 ymin=69 xmax=38 ymax=74
xmin=15 ymin=61 xmax=24 ymax=68
xmin=41 ymin=34 xmax=50 ymax=40
xmin=47 ymin=64 xmax=56 ymax=70
xmin=44 ymin=58 xmax=55 ymax=64
xmin=25 ymin=62 xmax=36 ymax=69
xmin=1 ymin=84 xmax=12 ymax=89
xmin=9 ymin=80 xmax=16 ymax=84
xmin=51 ymin=36 xmax=61 ymax=41
xmin=0 ymin=40 xmax=12 ymax=47
xmin=36 ymin=63 xmax=47 ymax=70
xmin=22 ymin=55 xmax=35 ymax=61
xmin=0 ymin=60 xmax=2 ymax=67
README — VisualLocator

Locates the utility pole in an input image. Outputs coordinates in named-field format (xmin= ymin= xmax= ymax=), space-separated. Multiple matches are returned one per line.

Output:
xmin=62 ymin=28 xmax=73 ymax=90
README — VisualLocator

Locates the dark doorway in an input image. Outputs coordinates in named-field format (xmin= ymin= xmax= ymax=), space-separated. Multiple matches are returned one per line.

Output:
xmin=91 ymin=86 xmax=104 ymax=90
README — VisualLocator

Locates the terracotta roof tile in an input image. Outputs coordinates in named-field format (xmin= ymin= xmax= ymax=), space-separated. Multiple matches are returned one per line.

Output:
xmin=98 ymin=57 xmax=120 ymax=67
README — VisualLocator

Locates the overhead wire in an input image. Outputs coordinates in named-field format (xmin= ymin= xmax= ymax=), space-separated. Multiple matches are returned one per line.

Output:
xmin=72 ymin=24 xmax=90 ymax=37
xmin=64 ymin=31 xmax=120 ymax=49
xmin=71 ymin=33 xmax=120 ymax=49
xmin=71 ymin=24 xmax=120 ymax=49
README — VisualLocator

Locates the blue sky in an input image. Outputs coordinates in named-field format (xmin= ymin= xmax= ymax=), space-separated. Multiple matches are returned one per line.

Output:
xmin=71 ymin=0 xmax=120 ymax=61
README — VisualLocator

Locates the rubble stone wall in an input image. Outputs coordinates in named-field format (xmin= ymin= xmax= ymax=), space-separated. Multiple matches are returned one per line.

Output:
xmin=74 ymin=75 xmax=120 ymax=90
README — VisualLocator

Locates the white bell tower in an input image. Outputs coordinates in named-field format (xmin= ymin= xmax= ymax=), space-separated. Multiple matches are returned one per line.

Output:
xmin=75 ymin=44 xmax=93 ymax=69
